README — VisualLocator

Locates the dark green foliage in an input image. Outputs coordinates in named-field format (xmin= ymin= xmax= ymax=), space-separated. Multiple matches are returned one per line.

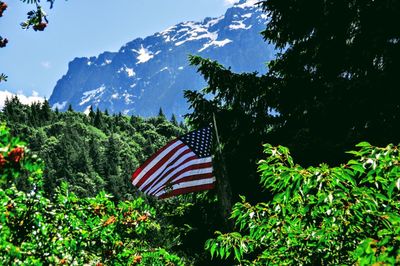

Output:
xmin=206 ymin=143 xmax=400 ymax=265
xmin=93 ymin=107 xmax=103 ymax=129
xmin=259 ymin=0 xmax=400 ymax=165
xmin=158 ymin=107 xmax=165 ymax=118
xmin=170 ymin=114 xmax=178 ymax=126
xmin=185 ymin=55 xmax=276 ymax=203
xmin=185 ymin=0 xmax=400 ymax=207
xmin=88 ymin=105 xmax=95 ymax=123
xmin=0 ymin=73 xmax=7 ymax=82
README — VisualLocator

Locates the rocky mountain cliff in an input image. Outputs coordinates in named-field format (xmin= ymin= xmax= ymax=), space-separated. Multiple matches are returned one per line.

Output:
xmin=49 ymin=0 xmax=275 ymax=118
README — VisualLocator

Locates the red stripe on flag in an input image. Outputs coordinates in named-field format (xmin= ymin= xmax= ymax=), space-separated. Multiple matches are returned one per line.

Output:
xmin=141 ymin=151 xmax=196 ymax=193
xmin=134 ymin=142 xmax=187 ymax=188
xmin=150 ymin=163 xmax=213 ymax=196
xmin=159 ymin=183 xmax=215 ymax=199
xmin=131 ymin=139 xmax=178 ymax=182
xmin=143 ymin=155 xmax=203 ymax=194
xmin=153 ymin=172 xmax=214 ymax=196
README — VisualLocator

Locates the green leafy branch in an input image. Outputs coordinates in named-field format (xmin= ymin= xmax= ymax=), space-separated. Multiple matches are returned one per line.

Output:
xmin=205 ymin=143 xmax=400 ymax=265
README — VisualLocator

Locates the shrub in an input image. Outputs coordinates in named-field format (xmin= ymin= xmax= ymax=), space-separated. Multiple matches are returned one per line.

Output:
xmin=206 ymin=143 xmax=400 ymax=265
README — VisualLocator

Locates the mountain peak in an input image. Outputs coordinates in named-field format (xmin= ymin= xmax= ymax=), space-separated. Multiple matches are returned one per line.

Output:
xmin=49 ymin=3 xmax=275 ymax=118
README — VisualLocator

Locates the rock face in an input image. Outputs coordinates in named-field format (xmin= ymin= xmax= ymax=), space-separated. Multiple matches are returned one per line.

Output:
xmin=49 ymin=0 xmax=275 ymax=118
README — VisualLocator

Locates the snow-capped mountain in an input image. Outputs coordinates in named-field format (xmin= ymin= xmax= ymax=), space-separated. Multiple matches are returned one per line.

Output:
xmin=49 ymin=0 xmax=275 ymax=118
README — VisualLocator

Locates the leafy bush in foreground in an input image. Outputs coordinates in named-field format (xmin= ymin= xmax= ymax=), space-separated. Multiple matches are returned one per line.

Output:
xmin=206 ymin=143 xmax=400 ymax=265
xmin=0 ymin=123 xmax=185 ymax=265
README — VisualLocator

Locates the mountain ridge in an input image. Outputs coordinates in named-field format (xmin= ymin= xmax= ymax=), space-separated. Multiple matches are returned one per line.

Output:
xmin=49 ymin=0 xmax=275 ymax=118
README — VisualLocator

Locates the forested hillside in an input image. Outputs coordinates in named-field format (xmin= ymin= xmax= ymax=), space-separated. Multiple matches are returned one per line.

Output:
xmin=0 ymin=98 xmax=228 ymax=265
xmin=0 ymin=96 xmax=185 ymax=200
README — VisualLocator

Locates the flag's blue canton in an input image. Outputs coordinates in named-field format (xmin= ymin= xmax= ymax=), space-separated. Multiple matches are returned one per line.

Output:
xmin=179 ymin=127 xmax=212 ymax=158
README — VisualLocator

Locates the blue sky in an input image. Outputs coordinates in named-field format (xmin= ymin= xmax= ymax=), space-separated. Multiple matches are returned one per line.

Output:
xmin=0 ymin=0 xmax=238 ymax=102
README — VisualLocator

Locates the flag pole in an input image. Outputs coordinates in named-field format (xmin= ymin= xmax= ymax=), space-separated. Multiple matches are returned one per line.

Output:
xmin=212 ymin=112 xmax=233 ymax=229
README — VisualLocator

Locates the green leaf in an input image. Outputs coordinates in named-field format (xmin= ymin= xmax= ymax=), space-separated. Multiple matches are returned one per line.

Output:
xmin=210 ymin=243 xmax=217 ymax=258
xmin=350 ymin=164 xmax=365 ymax=173
xmin=234 ymin=246 xmax=241 ymax=261
xmin=356 ymin=142 xmax=372 ymax=148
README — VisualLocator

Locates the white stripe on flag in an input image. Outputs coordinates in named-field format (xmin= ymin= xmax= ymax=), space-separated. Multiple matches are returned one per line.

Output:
xmin=144 ymin=157 xmax=212 ymax=194
xmin=143 ymin=150 xmax=198 ymax=193
xmin=132 ymin=140 xmax=182 ymax=186
xmin=156 ymin=177 xmax=216 ymax=198
xmin=138 ymin=143 xmax=191 ymax=190
xmin=152 ymin=167 xmax=214 ymax=196
xmin=168 ymin=166 xmax=213 ymax=184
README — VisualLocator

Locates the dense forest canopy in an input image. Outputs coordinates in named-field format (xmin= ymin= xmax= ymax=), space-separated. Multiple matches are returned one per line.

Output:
xmin=0 ymin=96 xmax=186 ymax=200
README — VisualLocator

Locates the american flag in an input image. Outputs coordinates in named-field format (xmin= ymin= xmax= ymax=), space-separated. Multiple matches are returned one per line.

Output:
xmin=131 ymin=127 xmax=215 ymax=199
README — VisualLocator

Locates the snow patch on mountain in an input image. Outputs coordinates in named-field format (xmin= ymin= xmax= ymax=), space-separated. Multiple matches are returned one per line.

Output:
xmin=125 ymin=67 xmax=135 ymax=77
xmin=174 ymin=22 xmax=216 ymax=46
xmin=83 ymin=105 xmax=92 ymax=115
xmin=229 ymin=20 xmax=252 ymax=30
xmin=199 ymin=38 xmax=232 ymax=52
xmin=80 ymin=86 xmax=105 ymax=106
xmin=133 ymin=45 xmax=154 ymax=64
xmin=101 ymin=59 xmax=112 ymax=66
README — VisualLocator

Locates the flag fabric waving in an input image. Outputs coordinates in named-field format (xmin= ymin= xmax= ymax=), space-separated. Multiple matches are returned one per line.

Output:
xmin=131 ymin=126 xmax=215 ymax=199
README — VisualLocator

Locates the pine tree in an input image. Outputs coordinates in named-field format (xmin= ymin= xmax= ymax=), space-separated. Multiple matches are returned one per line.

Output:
xmin=260 ymin=0 xmax=400 ymax=165
xmin=184 ymin=56 xmax=274 ymax=206
xmin=88 ymin=105 xmax=95 ymax=124
xmin=170 ymin=114 xmax=178 ymax=126
xmin=89 ymin=137 xmax=104 ymax=178
xmin=28 ymin=102 xmax=41 ymax=126
xmin=93 ymin=108 xmax=104 ymax=129
xmin=40 ymin=99 xmax=52 ymax=123
xmin=158 ymin=107 xmax=165 ymax=118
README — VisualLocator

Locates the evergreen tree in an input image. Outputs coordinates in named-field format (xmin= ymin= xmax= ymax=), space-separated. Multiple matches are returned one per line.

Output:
xmin=260 ymin=0 xmax=400 ymax=165
xmin=170 ymin=114 xmax=178 ymax=126
xmin=40 ymin=99 xmax=52 ymax=123
xmin=104 ymin=134 xmax=122 ymax=199
xmin=3 ymin=96 xmax=27 ymax=124
xmin=184 ymin=56 xmax=275 ymax=205
xmin=67 ymin=104 xmax=73 ymax=112
xmin=93 ymin=108 xmax=104 ymax=129
xmin=158 ymin=107 xmax=165 ymax=118
xmin=89 ymin=137 xmax=104 ymax=177
xmin=28 ymin=102 xmax=41 ymax=126
xmin=88 ymin=105 xmax=95 ymax=124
